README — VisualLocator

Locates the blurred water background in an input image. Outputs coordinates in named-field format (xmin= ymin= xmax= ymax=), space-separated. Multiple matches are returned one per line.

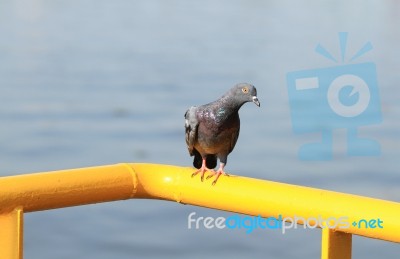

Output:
xmin=0 ymin=0 xmax=399 ymax=258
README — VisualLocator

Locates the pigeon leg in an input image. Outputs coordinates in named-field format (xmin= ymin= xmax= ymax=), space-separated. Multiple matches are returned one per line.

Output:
xmin=191 ymin=159 xmax=211 ymax=182
xmin=206 ymin=163 xmax=229 ymax=185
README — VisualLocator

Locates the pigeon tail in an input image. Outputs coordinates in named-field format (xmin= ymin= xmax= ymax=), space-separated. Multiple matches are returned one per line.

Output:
xmin=192 ymin=149 xmax=217 ymax=169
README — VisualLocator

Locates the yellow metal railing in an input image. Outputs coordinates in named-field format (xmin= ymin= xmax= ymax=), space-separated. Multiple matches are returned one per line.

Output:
xmin=0 ymin=163 xmax=399 ymax=259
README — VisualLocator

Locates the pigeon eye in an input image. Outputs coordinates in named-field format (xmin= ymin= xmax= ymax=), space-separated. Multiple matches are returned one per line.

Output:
xmin=242 ymin=87 xmax=249 ymax=93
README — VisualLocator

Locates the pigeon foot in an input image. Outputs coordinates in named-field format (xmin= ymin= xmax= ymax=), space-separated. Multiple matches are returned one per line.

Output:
xmin=191 ymin=160 xmax=212 ymax=182
xmin=206 ymin=164 xmax=229 ymax=185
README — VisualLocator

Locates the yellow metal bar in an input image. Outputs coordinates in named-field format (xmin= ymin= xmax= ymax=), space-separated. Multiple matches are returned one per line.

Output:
xmin=0 ymin=207 xmax=23 ymax=259
xmin=0 ymin=163 xmax=399 ymax=259
xmin=321 ymin=228 xmax=352 ymax=259
xmin=130 ymin=163 xmax=400 ymax=243
xmin=0 ymin=164 xmax=136 ymax=213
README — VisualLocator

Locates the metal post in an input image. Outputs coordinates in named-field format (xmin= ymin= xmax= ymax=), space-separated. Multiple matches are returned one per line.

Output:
xmin=321 ymin=228 xmax=352 ymax=259
xmin=0 ymin=207 xmax=23 ymax=259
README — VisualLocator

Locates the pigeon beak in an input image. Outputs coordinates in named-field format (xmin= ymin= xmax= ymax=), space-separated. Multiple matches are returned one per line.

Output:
xmin=252 ymin=96 xmax=260 ymax=107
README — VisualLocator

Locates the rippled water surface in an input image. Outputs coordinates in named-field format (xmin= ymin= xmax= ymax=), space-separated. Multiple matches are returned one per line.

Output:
xmin=0 ymin=1 xmax=399 ymax=258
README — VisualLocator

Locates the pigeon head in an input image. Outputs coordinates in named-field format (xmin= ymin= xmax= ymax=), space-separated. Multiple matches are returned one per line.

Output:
xmin=226 ymin=83 xmax=260 ymax=108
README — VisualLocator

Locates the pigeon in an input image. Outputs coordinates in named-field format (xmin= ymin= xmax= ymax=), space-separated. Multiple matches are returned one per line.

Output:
xmin=184 ymin=83 xmax=260 ymax=185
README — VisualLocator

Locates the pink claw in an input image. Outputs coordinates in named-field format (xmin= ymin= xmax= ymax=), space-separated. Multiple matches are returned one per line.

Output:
xmin=191 ymin=159 xmax=212 ymax=182
xmin=206 ymin=163 xmax=229 ymax=185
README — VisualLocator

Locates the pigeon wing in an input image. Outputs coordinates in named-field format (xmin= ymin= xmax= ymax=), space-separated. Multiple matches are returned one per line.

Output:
xmin=184 ymin=106 xmax=199 ymax=156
